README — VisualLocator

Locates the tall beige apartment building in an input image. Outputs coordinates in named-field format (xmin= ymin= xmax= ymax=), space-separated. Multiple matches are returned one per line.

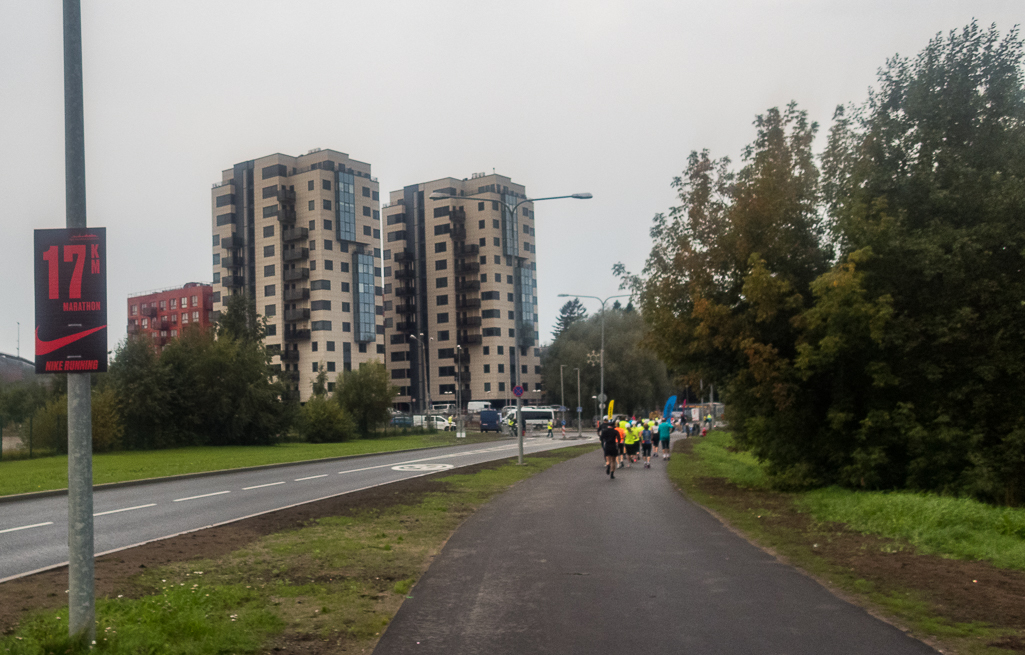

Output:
xmin=382 ymin=173 xmax=542 ymax=412
xmin=211 ymin=149 xmax=384 ymax=401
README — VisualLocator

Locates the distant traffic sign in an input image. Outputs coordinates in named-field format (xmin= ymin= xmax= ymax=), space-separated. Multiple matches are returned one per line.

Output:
xmin=512 ymin=385 xmax=524 ymax=397
xmin=577 ymin=406 xmax=583 ymax=413
xmin=558 ymin=406 xmax=568 ymax=412
xmin=597 ymin=393 xmax=607 ymax=403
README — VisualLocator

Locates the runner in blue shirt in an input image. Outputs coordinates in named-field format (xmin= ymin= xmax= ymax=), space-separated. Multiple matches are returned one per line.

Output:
xmin=658 ymin=419 xmax=673 ymax=460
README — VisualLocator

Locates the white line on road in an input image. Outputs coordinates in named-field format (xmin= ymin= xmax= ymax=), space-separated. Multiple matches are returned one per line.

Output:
xmin=0 ymin=522 xmax=54 ymax=535
xmin=295 ymin=474 xmax=328 ymax=481
xmin=173 ymin=491 xmax=230 ymax=502
xmin=243 ymin=481 xmax=286 ymax=490
xmin=337 ymin=444 xmax=523 ymax=477
xmin=94 ymin=504 xmax=157 ymax=517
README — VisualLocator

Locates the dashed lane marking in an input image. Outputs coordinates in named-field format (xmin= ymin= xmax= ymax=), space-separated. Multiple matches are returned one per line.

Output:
xmin=295 ymin=474 xmax=328 ymax=481
xmin=173 ymin=491 xmax=231 ymax=502
xmin=0 ymin=522 xmax=53 ymax=535
xmin=243 ymin=482 xmax=286 ymax=490
xmin=391 ymin=463 xmax=455 ymax=472
xmin=94 ymin=504 xmax=157 ymax=517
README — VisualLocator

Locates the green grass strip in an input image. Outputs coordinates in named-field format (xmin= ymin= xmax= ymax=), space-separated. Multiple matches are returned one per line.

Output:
xmin=0 ymin=432 xmax=502 ymax=498
xmin=799 ymin=487 xmax=1025 ymax=572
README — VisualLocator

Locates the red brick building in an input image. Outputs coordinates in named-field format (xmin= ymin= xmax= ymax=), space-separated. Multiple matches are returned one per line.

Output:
xmin=127 ymin=283 xmax=214 ymax=351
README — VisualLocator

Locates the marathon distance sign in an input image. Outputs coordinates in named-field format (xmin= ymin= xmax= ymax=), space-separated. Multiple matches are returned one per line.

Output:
xmin=34 ymin=228 xmax=107 ymax=374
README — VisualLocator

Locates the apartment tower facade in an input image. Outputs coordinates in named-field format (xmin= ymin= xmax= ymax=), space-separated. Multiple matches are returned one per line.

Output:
xmin=127 ymin=282 xmax=214 ymax=352
xmin=211 ymin=149 xmax=384 ymax=401
xmin=382 ymin=173 xmax=542 ymax=412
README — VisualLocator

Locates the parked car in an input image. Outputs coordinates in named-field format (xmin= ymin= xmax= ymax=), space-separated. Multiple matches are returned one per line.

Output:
xmin=390 ymin=415 xmax=413 ymax=427
xmin=479 ymin=409 xmax=501 ymax=433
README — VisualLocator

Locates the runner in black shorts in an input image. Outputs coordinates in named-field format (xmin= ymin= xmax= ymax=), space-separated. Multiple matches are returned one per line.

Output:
xmin=599 ymin=422 xmax=620 ymax=479
xmin=641 ymin=423 xmax=654 ymax=468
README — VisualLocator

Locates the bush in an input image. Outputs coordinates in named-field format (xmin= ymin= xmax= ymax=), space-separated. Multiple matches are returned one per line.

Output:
xmin=299 ymin=396 xmax=356 ymax=443
xmin=30 ymin=388 xmax=125 ymax=454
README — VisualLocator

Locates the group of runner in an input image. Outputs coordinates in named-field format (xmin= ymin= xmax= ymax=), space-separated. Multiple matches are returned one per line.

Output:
xmin=598 ymin=417 xmax=674 ymax=479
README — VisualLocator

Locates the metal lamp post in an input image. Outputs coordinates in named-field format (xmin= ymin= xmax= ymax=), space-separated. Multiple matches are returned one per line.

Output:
xmin=455 ymin=344 xmax=465 ymax=438
xmin=559 ymin=364 xmax=566 ymax=430
xmin=557 ymin=293 xmax=630 ymax=421
xmin=409 ymin=334 xmax=433 ymax=415
xmin=575 ymin=367 xmax=582 ymax=438
xmin=431 ymin=190 xmax=592 ymax=465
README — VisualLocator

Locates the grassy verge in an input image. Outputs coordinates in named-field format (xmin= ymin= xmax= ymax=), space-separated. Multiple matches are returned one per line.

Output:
xmin=669 ymin=432 xmax=1025 ymax=655
xmin=0 ymin=431 xmax=503 ymax=498
xmin=0 ymin=444 xmax=595 ymax=654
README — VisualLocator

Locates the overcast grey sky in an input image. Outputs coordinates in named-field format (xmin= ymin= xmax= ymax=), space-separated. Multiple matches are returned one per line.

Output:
xmin=0 ymin=1 xmax=1019 ymax=359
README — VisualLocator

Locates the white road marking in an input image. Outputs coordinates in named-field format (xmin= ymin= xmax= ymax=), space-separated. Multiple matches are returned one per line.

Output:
xmin=294 ymin=474 xmax=328 ymax=481
xmin=0 ymin=522 xmax=53 ymax=535
xmin=338 ymin=444 xmax=522 ymax=476
xmin=94 ymin=503 xmax=156 ymax=517
xmin=243 ymin=481 xmax=286 ymax=490
xmin=173 ymin=491 xmax=230 ymax=502
xmin=391 ymin=463 xmax=454 ymax=472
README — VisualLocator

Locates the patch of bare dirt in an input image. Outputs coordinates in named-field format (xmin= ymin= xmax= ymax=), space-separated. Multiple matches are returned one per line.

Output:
xmin=0 ymin=459 xmax=508 ymax=635
xmin=673 ymin=438 xmax=1025 ymax=650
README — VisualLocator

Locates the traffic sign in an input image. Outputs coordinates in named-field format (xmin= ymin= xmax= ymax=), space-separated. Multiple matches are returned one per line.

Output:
xmin=512 ymin=385 xmax=524 ymax=397
xmin=597 ymin=393 xmax=607 ymax=403
xmin=577 ymin=406 xmax=583 ymax=413
xmin=558 ymin=405 xmax=568 ymax=412
xmin=34 ymin=228 xmax=107 ymax=374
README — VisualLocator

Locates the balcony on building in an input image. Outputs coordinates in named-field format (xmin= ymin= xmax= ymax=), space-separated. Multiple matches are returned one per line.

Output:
xmin=222 ymin=275 xmax=244 ymax=288
xmin=221 ymin=255 xmax=241 ymax=269
xmin=393 ymin=250 xmax=414 ymax=263
xmin=140 ymin=306 xmax=157 ymax=317
xmin=284 ymin=287 xmax=310 ymax=301
xmin=458 ymin=334 xmax=483 ymax=346
xmin=127 ymin=323 xmax=139 ymax=335
xmin=394 ymin=267 xmax=415 ymax=280
xmin=395 ymin=303 xmax=415 ymax=315
xmin=450 ymin=207 xmax=466 ymax=224
xmin=221 ymin=235 xmax=243 ymax=249
xmin=396 ymin=321 xmax=417 ymax=332
xmin=284 ymin=328 xmax=311 ymax=341
xmin=517 ymin=324 xmax=537 ymax=347
xmin=457 ymin=316 xmax=482 ymax=328
xmin=458 ymin=371 xmax=472 ymax=382
xmin=277 ymin=188 xmax=296 ymax=204
xmin=456 ymin=298 xmax=481 ymax=309
xmin=395 ymin=286 xmax=416 ymax=298
xmin=456 ymin=262 xmax=480 ymax=274
xmin=155 ymin=319 xmax=170 ymax=331
xmin=284 ymin=268 xmax=310 ymax=282
xmin=280 ymin=350 xmax=300 ymax=362
xmin=278 ymin=206 xmax=297 ymax=223
xmin=450 ymin=226 xmax=467 ymax=241
xmin=284 ymin=308 xmax=310 ymax=322
xmin=283 ymin=247 xmax=309 ymax=262
xmin=281 ymin=370 xmax=300 ymax=382
xmin=455 ymin=351 xmax=470 ymax=365
xmin=283 ymin=227 xmax=309 ymax=242
xmin=455 ymin=280 xmax=480 ymax=292
xmin=455 ymin=244 xmax=479 ymax=257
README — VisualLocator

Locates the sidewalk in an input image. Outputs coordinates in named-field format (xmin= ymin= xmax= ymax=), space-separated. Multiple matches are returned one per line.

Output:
xmin=374 ymin=442 xmax=937 ymax=655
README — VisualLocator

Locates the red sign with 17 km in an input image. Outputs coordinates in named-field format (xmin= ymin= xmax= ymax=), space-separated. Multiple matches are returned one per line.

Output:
xmin=34 ymin=228 xmax=107 ymax=374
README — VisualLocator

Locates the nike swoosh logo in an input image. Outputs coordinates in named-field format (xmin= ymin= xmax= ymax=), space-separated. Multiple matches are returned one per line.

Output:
xmin=36 ymin=325 xmax=107 ymax=356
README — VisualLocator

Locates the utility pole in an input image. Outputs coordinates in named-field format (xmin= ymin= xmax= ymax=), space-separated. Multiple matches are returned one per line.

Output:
xmin=64 ymin=0 xmax=94 ymax=642
xmin=559 ymin=364 xmax=566 ymax=430
xmin=575 ymin=367 xmax=582 ymax=438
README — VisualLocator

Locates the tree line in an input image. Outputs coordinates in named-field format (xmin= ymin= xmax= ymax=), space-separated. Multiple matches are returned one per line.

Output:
xmin=619 ymin=23 xmax=1025 ymax=504
xmin=0 ymin=294 xmax=397 ymax=454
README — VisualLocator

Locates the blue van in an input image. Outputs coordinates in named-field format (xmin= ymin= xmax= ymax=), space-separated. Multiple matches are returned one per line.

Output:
xmin=479 ymin=410 xmax=501 ymax=433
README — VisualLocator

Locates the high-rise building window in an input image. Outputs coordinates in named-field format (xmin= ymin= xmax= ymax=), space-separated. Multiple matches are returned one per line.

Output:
xmin=323 ymin=179 xmax=332 ymax=191
xmin=498 ymin=382 xmax=505 ymax=392
xmin=327 ymin=341 xmax=335 ymax=351
xmin=435 ymin=260 xmax=447 ymax=270
xmin=263 ymin=225 xmax=275 ymax=237
xmin=436 ymin=295 xmax=448 ymax=305
xmin=324 ymin=240 xmax=333 ymax=250
xmin=480 ymin=274 xmax=487 ymax=283
xmin=479 ymin=238 xmax=486 ymax=247
xmin=438 ymin=330 xmax=450 ymax=341
xmin=484 ymin=382 xmax=491 ymax=392
xmin=493 ymin=237 xmax=500 ymax=246
xmin=435 ymin=242 xmax=447 ymax=253
xmin=478 ymin=202 xmax=485 ymax=211
xmin=324 ymin=219 xmax=332 ymax=230
xmin=324 ymin=260 xmax=333 ymax=270
xmin=436 ymin=278 xmax=448 ymax=288
xmin=336 ymin=170 xmax=356 ymax=242
xmin=264 ymin=245 xmax=275 ymax=257
xmin=493 ymin=219 xmax=500 ymax=229
xmin=324 ymin=200 xmax=332 ymax=210
xmin=484 ymin=365 xmax=491 ymax=373
xmin=309 ymin=200 xmax=315 ymax=211
xmin=437 ymin=313 xmax=449 ymax=323
xmin=264 ymin=265 xmax=275 ymax=277
xmin=479 ymin=220 xmax=486 ymax=229
xmin=264 ymin=284 xmax=275 ymax=297
xmin=312 ymin=321 xmax=332 ymax=331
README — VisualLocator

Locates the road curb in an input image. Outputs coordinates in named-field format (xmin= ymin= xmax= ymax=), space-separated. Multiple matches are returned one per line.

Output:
xmin=0 ymin=439 xmax=516 ymax=505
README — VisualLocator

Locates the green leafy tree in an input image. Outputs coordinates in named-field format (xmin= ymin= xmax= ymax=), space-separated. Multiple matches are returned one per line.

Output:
xmin=620 ymin=103 xmax=829 ymax=480
xmin=31 ymin=387 xmax=123 ymax=454
xmin=334 ymin=362 xmax=397 ymax=437
xmin=298 ymin=395 xmax=356 ymax=443
xmin=803 ymin=22 xmax=1025 ymax=501
xmin=107 ymin=335 xmax=171 ymax=449
xmin=552 ymin=298 xmax=587 ymax=340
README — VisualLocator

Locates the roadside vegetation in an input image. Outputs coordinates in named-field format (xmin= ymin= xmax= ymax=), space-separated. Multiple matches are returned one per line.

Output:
xmin=618 ymin=22 xmax=1025 ymax=506
xmin=672 ymin=431 xmax=1025 ymax=654
xmin=0 ymin=294 xmax=409 ymax=466
xmin=0 ymin=445 xmax=594 ymax=655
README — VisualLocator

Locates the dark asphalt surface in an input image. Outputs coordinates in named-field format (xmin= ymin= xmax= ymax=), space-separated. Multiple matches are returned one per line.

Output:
xmin=374 ymin=443 xmax=937 ymax=655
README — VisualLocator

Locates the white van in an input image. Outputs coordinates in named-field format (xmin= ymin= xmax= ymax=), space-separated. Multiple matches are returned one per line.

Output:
xmin=466 ymin=401 xmax=491 ymax=413
xmin=429 ymin=403 xmax=456 ymax=416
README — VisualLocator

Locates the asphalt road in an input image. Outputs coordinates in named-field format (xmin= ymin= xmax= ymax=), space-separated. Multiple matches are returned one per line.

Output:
xmin=374 ymin=443 xmax=938 ymax=655
xmin=0 ymin=435 xmax=589 ymax=583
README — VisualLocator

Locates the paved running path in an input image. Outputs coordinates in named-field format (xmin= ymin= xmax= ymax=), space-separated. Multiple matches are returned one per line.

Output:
xmin=374 ymin=443 xmax=937 ymax=655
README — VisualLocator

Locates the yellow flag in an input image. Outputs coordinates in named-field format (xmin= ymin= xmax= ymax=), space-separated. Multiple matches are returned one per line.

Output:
xmin=607 ymin=399 xmax=615 ymax=420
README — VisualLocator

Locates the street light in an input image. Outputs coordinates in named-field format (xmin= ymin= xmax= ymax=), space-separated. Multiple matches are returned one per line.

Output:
xmin=455 ymin=344 xmax=465 ymax=438
xmin=431 ymin=189 xmax=592 ymax=464
xmin=559 ymin=364 xmax=566 ymax=431
xmin=409 ymin=333 xmax=434 ymax=415
xmin=558 ymin=293 xmax=631 ymax=421
xmin=574 ymin=367 xmax=582 ymax=438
